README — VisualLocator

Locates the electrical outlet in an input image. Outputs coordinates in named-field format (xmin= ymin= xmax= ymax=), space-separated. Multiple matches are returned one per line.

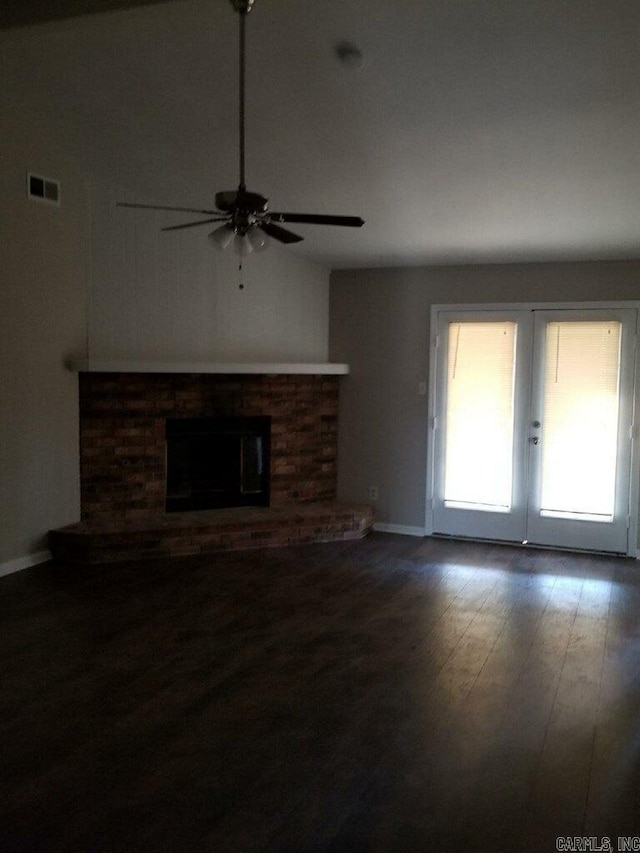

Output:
xmin=367 ymin=486 xmax=379 ymax=501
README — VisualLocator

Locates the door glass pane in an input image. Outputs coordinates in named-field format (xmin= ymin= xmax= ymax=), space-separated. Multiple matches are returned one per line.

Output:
xmin=444 ymin=321 xmax=517 ymax=511
xmin=540 ymin=321 xmax=621 ymax=521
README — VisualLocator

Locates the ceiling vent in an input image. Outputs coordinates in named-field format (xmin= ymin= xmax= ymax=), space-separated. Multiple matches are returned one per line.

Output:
xmin=27 ymin=172 xmax=60 ymax=206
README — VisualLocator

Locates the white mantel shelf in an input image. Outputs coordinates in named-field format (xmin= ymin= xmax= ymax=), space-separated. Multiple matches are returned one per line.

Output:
xmin=69 ymin=359 xmax=350 ymax=376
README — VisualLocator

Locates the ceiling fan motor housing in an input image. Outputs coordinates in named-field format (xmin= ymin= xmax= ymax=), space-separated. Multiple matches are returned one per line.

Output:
xmin=215 ymin=190 xmax=268 ymax=213
xmin=229 ymin=0 xmax=256 ymax=14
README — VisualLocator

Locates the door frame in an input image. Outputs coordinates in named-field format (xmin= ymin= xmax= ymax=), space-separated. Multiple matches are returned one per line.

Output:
xmin=425 ymin=301 xmax=640 ymax=556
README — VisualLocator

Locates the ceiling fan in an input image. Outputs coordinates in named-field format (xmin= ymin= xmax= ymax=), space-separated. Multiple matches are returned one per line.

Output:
xmin=117 ymin=0 xmax=364 ymax=255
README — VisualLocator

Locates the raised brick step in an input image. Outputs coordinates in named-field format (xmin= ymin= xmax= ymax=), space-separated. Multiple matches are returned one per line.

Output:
xmin=49 ymin=503 xmax=374 ymax=564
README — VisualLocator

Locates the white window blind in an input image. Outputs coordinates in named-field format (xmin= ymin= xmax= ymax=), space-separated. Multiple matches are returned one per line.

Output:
xmin=443 ymin=321 xmax=517 ymax=511
xmin=539 ymin=321 xmax=621 ymax=521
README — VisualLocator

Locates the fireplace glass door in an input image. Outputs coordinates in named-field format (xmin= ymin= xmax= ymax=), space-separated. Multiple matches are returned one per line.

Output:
xmin=166 ymin=416 xmax=270 ymax=511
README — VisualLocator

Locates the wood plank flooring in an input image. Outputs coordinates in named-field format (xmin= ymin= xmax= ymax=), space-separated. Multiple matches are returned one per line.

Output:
xmin=2 ymin=534 xmax=640 ymax=852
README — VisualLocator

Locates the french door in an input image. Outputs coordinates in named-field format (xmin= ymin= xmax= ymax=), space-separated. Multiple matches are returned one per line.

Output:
xmin=431 ymin=307 xmax=637 ymax=553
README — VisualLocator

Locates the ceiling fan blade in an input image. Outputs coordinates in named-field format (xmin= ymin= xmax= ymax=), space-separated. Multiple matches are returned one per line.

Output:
xmin=161 ymin=218 xmax=227 ymax=232
xmin=117 ymin=202 xmax=218 ymax=215
xmin=269 ymin=213 xmax=365 ymax=227
xmin=259 ymin=221 xmax=304 ymax=244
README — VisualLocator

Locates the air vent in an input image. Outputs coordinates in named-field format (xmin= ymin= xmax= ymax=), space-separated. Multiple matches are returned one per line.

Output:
xmin=27 ymin=172 xmax=60 ymax=206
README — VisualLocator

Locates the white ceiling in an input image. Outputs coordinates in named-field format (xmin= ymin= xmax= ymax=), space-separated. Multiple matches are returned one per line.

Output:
xmin=4 ymin=0 xmax=640 ymax=269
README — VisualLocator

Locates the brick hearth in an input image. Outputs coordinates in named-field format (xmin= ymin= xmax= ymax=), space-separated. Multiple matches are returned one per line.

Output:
xmin=49 ymin=503 xmax=374 ymax=564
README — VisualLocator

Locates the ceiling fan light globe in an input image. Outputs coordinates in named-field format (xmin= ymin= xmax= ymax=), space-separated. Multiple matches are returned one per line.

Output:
xmin=247 ymin=226 xmax=269 ymax=253
xmin=233 ymin=233 xmax=254 ymax=256
xmin=209 ymin=224 xmax=234 ymax=250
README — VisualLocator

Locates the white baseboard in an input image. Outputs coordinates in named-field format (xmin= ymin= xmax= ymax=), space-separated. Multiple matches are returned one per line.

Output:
xmin=373 ymin=522 xmax=426 ymax=537
xmin=0 ymin=550 xmax=52 ymax=579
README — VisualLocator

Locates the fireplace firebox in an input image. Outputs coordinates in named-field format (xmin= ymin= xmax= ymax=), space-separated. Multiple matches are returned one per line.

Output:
xmin=166 ymin=416 xmax=270 ymax=512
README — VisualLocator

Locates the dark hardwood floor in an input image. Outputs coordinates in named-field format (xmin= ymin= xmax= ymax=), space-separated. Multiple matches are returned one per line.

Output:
xmin=2 ymin=533 xmax=640 ymax=852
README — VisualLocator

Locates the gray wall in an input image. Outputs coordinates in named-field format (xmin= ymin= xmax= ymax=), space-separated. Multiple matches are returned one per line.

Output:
xmin=329 ymin=261 xmax=640 ymax=532
xmin=0 ymin=152 xmax=89 ymax=570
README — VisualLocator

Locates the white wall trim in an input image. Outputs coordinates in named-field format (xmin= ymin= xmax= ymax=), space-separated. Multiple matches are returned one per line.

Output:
xmin=0 ymin=550 xmax=52 ymax=579
xmin=431 ymin=300 xmax=640 ymax=313
xmin=373 ymin=522 xmax=426 ymax=537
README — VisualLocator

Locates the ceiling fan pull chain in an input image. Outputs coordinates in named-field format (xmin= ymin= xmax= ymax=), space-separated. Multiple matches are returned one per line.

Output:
xmin=238 ymin=257 xmax=244 ymax=290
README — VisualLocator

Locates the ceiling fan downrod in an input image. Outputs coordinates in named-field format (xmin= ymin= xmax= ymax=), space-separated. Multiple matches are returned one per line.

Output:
xmin=230 ymin=0 xmax=257 ymax=193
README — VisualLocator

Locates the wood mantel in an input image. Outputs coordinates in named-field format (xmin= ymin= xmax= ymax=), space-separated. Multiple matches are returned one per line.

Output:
xmin=68 ymin=359 xmax=349 ymax=375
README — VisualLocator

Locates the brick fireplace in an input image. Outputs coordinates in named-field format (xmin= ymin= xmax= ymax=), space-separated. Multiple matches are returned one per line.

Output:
xmin=79 ymin=372 xmax=339 ymax=520
xmin=49 ymin=369 xmax=373 ymax=563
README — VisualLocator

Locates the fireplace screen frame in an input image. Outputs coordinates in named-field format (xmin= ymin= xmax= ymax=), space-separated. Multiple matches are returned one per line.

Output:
xmin=165 ymin=416 xmax=271 ymax=512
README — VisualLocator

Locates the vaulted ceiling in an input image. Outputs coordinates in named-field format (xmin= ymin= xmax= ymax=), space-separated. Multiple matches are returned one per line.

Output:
xmin=4 ymin=0 xmax=640 ymax=268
